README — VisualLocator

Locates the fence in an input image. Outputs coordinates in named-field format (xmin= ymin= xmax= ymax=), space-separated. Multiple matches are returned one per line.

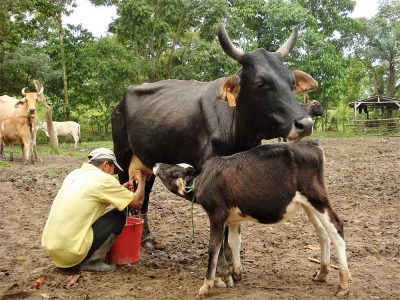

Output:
xmin=345 ymin=118 xmax=400 ymax=132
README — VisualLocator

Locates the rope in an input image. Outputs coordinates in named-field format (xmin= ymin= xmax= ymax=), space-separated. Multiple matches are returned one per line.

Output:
xmin=190 ymin=194 xmax=195 ymax=243
xmin=184 ymin=179 xmax=196 ymax=243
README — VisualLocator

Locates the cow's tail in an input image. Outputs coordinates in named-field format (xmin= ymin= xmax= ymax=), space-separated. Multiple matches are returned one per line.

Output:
xmin=111 ymin=92 xmax=132 ymax=184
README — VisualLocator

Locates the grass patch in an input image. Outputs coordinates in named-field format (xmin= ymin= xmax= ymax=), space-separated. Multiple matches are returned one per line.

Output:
xmin=36 ymin=140 xmax=114 ymax=160
xmin=0 ymin=160 xmax=12 ymax=167
xmin=1 ymin=140 xmax=114 ymax=162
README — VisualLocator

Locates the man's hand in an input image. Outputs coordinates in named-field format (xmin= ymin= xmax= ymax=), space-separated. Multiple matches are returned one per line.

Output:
xmin=128 ymin=169 xmax=147 ymax=211
xmin=123 ymin=181 xmax=133 ymax=191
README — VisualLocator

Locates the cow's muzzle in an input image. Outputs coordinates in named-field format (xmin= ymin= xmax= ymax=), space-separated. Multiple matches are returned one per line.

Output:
xmin=152 ymin=163 xmax=160 ymax=174
xmin=287 ymin=117 xmax=313 ymax=140
xmin=29 ymin=108 xmax=36 ymax=114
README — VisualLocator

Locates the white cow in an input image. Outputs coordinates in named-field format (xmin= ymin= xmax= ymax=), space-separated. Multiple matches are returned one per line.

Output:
xmin=38 ymin=121 xmax=81 ymax=147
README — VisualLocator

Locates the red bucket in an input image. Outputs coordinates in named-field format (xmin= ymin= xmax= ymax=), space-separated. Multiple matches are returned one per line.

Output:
xmin=106 ymin=217 xmax=144 ymax=265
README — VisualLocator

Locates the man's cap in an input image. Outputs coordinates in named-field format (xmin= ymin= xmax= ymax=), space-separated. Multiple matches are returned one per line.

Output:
xmin=88 ymin=148 xmax=123 ymax=172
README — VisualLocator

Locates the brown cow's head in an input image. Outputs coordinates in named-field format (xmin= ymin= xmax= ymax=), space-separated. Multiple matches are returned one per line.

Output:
xmin=15 ymin=86 xmax=43 ymax=115
xmin=217 ymin=24 xmax=318 ymax=141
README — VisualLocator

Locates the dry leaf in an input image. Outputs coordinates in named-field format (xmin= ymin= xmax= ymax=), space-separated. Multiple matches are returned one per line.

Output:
xmin=304 ymin=245 xmax=320 ymax=251
xmin=15 ymin=256 xmax=27 ymax=262
xmin=31 ymin=276 xmax=46 ymax=289
xmin=63 ymin=274 xmax=80 ymax=288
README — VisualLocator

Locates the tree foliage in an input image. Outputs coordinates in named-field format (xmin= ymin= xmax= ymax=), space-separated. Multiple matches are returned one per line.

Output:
xmin=1 ymin=0 xmax=399 ymax=134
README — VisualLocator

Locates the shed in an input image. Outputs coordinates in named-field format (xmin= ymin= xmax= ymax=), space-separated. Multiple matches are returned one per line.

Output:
xmin=347 ymin=95 xmax=400 ymax=131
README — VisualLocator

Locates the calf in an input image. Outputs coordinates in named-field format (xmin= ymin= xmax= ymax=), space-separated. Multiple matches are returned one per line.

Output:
xmin=153 ymin=140 xmax=350 ymax=297
xmin=38 ymin=121 xmax=80 ymax=147
xmin=0 ymin=116 xmax=35 ymax=163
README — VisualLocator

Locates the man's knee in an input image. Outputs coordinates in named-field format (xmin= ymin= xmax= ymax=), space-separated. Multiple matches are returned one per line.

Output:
xmin=113 ymin=209 xmax=126 ymax=234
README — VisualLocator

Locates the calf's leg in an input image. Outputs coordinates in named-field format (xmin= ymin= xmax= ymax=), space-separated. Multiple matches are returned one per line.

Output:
xmin=215 ymin=228 xmax=234 ymax=288
xmin=199 ymin=220 xmax=224 ymax=295
xmin=228 ymin=224 xmax=242 ymax=281
xmin=302 ymin=205 xmax=331 ymax=281
xmin=308 ymin=204 xmax=350 ymax=296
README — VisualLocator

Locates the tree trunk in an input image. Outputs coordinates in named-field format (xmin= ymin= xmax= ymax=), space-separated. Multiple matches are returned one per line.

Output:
xmin=58 ymin=0 xmax=70 ymax=120
xmin=33 ymin=80 xmax=59 ymax=152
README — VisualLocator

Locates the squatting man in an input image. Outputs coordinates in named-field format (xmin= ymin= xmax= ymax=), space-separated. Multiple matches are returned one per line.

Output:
xmin=42 ymin=148 xmax=146 ymax=272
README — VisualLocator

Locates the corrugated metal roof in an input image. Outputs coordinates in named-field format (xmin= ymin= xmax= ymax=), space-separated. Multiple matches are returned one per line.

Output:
xmin=348 ymin=95 xmax=400 ymax=108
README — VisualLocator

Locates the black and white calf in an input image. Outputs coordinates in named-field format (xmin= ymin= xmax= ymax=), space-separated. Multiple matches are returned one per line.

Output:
xmin=153 ymin=140 xmax=350 ymax=296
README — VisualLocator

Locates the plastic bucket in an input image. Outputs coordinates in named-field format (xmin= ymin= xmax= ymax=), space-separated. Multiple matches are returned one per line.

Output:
xmin=106 ymin=217 xmax=144 ymax=265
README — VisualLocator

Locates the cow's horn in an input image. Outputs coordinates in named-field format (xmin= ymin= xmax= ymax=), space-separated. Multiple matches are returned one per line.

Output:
xmin=217 ymin=23 xmax=245 ymax=62
xmin=37 ymin=86 xmax=44 ymax=95
xmin=21 ymin=87 xmax=27 ymax=96
xmin=276 ymin=26 xmax=299 ymax=59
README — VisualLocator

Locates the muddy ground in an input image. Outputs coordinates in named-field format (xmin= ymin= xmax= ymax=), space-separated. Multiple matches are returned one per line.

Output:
xmin=0 ymin=137 xmax=399 ymax=300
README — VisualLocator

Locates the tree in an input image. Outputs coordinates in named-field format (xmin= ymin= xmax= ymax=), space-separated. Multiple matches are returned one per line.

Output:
xmin=353 ymin=0 xmax=400 ymax=97
xmin=69 ymin=36 xmax=138 ymax=133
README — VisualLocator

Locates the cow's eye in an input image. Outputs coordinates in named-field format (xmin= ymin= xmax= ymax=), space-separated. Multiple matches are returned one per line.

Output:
xmin=255 ymin=77 xmax=272 ymax=90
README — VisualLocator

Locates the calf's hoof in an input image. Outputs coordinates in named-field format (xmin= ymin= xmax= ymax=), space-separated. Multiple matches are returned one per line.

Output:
xmin=215 ymin=275 xmax=234 ymax=288
xmin=313 ymin=270 xmax=328 ymax=282
xmin=232 ymin=271 xmax=242 ymax=281
xmin=215 ymin=277 xmax=227 ymax=288
xmin=198 ymin=279 xmax=213 ymax=296
xmin=336 ymin=286 xmax=350 ymax=297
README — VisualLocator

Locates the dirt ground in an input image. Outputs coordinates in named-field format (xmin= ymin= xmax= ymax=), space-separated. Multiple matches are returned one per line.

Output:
xmin=0 ymin=137 xmax=399 ymax=300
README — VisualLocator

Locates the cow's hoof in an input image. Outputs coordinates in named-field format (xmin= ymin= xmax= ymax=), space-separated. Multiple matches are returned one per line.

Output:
xmin=143 ymin=241 xmax=154 ymax=250
xmin=141 ymin=234 xmax=155 ymax=250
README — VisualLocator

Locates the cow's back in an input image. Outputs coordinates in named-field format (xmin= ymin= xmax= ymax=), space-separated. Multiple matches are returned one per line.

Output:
xmin=114 ymin=78 xmax=233 ymax=169
xmin=0 ymin=96 xmax=20 ymax=121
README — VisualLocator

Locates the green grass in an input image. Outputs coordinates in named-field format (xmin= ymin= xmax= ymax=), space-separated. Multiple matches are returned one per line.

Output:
xmin=0 ymin=140 xmax=114 ymax=164
xmin=36 ymin=140 xmax=114 ymax=160
xmin=2 ymin=128 xmax=398 ymax=168
xmin=0 ymin=160 xmax=12 ymax=167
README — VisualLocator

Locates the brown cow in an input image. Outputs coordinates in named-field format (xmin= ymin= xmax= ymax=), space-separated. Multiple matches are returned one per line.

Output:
xmin=0 ymin=86 xmax=43 ymax=161
xmin=0 ymin=115 xmax=35 ymax=163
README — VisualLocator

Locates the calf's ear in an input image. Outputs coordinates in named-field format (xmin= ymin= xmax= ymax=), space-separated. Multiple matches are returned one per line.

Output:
xmin=218 ymin=75 xmax=240 ymax=107
xmin=292 ymin=70 xmax=318 ymax=94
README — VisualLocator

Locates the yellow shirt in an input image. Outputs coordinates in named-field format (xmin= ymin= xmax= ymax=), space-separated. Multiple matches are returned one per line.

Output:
xmin=41 ymin=163 xmax=134 ymax=268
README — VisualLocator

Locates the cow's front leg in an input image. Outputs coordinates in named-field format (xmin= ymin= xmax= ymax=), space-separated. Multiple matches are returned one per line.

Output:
xmin=139 ymin=175 xmax=156 ymax=248
xmin=199 ymin=220 xmax=224 ymax=295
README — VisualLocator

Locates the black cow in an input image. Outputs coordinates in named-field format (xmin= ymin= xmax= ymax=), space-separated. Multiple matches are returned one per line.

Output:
xmin=303 ymin=99 xmax=325 ymax=117
xmin=153 ymin=140 xmax=350 ymax=297
xmin=111 ymin=23 xmax=317 ymax=285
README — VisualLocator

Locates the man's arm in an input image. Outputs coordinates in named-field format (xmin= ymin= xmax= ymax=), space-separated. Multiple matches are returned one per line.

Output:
xmin=127 ymin=170 xmax=146 ymax=210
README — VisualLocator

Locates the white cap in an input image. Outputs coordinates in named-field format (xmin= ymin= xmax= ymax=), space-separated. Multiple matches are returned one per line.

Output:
xmin=88 ymin=148 xmax=124 ymax=172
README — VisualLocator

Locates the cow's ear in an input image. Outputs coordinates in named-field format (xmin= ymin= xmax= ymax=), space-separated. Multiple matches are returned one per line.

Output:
xmin=218 ymin=75 xmax=240 ymax=107
xmin=14 ymin=99 xmax=26 ymax=108
xmin=293 ymin=70 xmax=318 ymax=94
